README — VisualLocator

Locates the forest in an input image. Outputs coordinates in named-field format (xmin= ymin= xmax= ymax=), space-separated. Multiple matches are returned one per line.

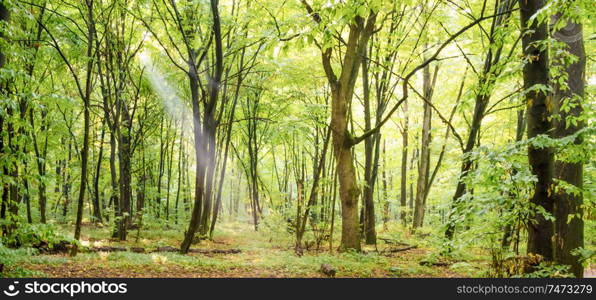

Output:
xmin=0 ymin=0 xmax=593 ymax=278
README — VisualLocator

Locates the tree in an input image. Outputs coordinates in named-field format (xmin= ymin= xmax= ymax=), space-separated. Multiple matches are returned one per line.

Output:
xmin=412 ymin=63 xmax=438 ymax=230
xmin=552 ymin=6 xmax=586 ymax=278
xmin=518 ymin=0 xmax=554 ymax=263
xmin=301 ymin=0 xmax=377 ymax=251
xmin=445 ymin=0 xmax=517 ymax=239
xmin=37 ymin=0 xmax=98 ymax=255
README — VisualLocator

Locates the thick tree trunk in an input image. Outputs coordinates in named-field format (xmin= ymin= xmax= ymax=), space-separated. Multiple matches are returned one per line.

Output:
xmin=331 ymin=81 xmax=362 ymax=251
xmin=519 ymin=0 xmax=554 ymax=263
xmin=199 ymin=121 xmax=217 ymax=235
xmin=552 ymin=14 xmax=585 ymax=278
xmin=180 ymin=53 xmax=206 ymax=253
xmin=328 ymin=81 xmax=362 ymax=251
xmin=334 ymin=133 xmax=361 ymax=251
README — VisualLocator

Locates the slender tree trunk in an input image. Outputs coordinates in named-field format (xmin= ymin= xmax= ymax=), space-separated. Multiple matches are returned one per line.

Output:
xmin=24 ymin=171 xmax=32 ymax=223
xmin=30 ymin=107 xmax=49 ymax=223
xmin=92 ymin=122 xmax=105 ymax=222
xmin=136 ymin=137 xmax=147 ymax=225
xmin=408 ymin=146 xmax=417 ymax=216
xmin=72 ymin=0 xmax=96 ymax=256
xmin=361 ymin=48 xmax=377 ymax=244
xmin=296 ymin=127 xmax=331 ymax=248
xmin=502 ymin=109 xmax=526 ymax=249
xmin=445 ymin=0 xmax=515 ymax=239
xmin=382 ymin=140 xmax=390 ymax=228
xmin=108 ymin=128 xmax=118 ymax=223
xmin=62 ymin=143 xmax=72 ymax=218
xmin=400 ymin=101 xmax=409 ymax=227
xmin=175 ymin=130 xmax=184 ymax=224
xmin=209 ymin=61 xmax=244 ymax=235
xmin=165 ymin=128 xmax=176 ymax=221
xmin=156 ymin=117 xmax=166 ymax=217
xmin=117 ymin=119 xmax=132 ymax=241
xmin=413 ymin=64 xmax=437 ymax=229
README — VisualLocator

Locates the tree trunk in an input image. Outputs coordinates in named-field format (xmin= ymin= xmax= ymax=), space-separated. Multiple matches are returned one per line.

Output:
xmin=108 ymin=128 xmax=118 ymax=223
xmin=117 ymin=119 xmax=132 ymax=241
xmin=175 ymin=130 xmax=184 ymax=224
xmin=30 ymin=106 xmax=49 ymax=223
xmin=330 ymin=82 xmax=360 ymax=251
xmin=296 ymin=127 xmax=331 ymax=248
xmin=400 ymin=100 xmax=409 ymax=227
xmin=72 ymin=0 xmax=96 ymax=256
xmin=519 ymin=0 xmax=554 ymax=263
xmin=552 ymin=13 xmax=585 ymax=278
xmin=165 ymin=128 xmax=176 ymax=221
xmin=62 ymin=143 xmax=72 ymax=218
xmin=502 ymin=109 xmax=526 ymax=249
xmin=382 ymin=140 xmax=390 ymax=228
xmin=413 ymin=64 xmax=437 ymax=229
xmin=92 ymin=122 xmax=105 ymax=223
xmin=445 ymin=0 xmax=515 ymax=239
xmin=180 ymin=54 xmax=206 ymax=253
xmin=361 ymin=47 xmax=377 ymax=244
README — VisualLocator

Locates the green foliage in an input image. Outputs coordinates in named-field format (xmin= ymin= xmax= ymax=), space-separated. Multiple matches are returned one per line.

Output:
xmin=516 ymin=262 xmax=573 ymax=278
xmin=0 ymin=242 xmax=42 ymax=277
xmin=2 ymin=223 xmax=75 ymax=248
xmin=0 ymin=0 xmax=593 ymax=278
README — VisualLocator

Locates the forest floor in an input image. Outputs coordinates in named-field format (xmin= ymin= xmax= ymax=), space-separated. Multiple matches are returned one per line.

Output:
xmin=14 ymin=221 xmax=492 ymax=278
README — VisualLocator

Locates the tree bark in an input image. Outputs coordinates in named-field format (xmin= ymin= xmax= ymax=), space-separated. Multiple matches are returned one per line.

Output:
xmin=518 ymin=0 xmax=554 ymax=263
xmin=361 ymin=47 xmax=377 ymax=244
xmin=92 ymin=121 xmax=105 ymax=223
xmin=552 ymin=13 xmax=585 ymax=278
xmin=72 ymin=0 xmax=96 ymax=255
xmin=400 ymin=101 xmax=409 ymax=227
xmin=413 ymin=64 xmax=438 ymax=229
